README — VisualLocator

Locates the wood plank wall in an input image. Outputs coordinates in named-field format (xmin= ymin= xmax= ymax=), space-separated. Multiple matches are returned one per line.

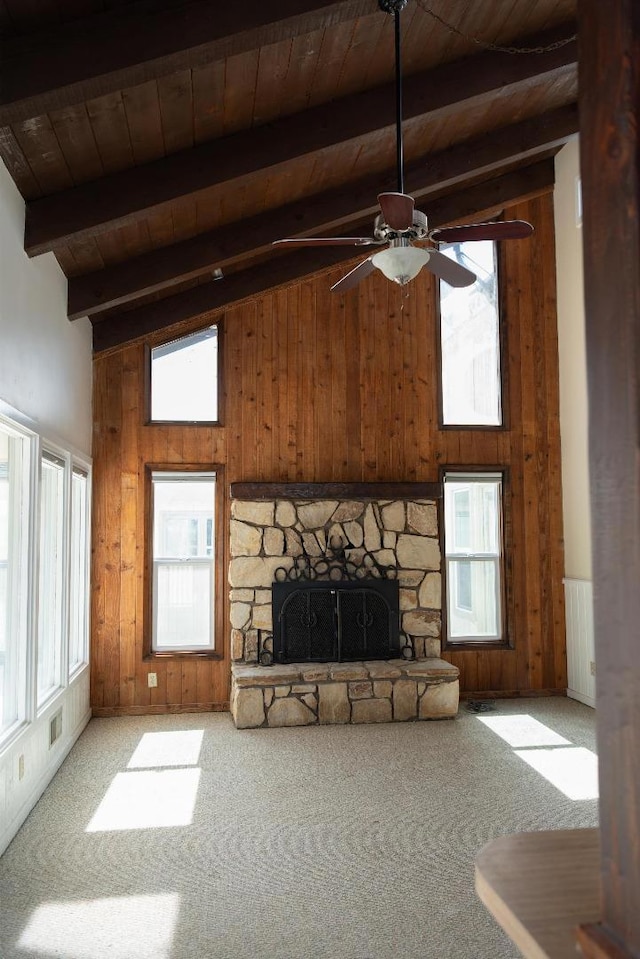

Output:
xmin=91 ymin=190 xmax=567 ymax=715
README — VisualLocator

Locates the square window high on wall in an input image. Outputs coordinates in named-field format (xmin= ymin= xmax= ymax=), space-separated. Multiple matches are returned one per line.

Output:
xmin=438 ymin=240 xmax=502 ymax=426
xmin=443 ymin=472 xmax=506 ymax=646
xmin=148 ymin=470 xmax=221 ymax=655
xmin=148 ymin=325 xmax=220 ymax=424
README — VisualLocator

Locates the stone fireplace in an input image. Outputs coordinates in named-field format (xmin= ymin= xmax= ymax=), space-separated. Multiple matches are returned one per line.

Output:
xmin=228 ymin=483 xmax=459 ymax=728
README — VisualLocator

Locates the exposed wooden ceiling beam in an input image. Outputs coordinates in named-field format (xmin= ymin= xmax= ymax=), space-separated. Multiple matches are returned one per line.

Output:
xmin=25 ymin=23 xmax=576 ymax=257
xmin=69 ymin=104 xmax=577 ymax=320
xmin=92 ymin=248 xmax=352 ymax=354
xmin=0 ymin=0 xmax=375 ymax=127
xmin=92 ymin=158 xmax=555 ymax=354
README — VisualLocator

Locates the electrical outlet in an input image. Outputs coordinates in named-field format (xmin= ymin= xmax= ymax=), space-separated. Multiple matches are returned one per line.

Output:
xmin=18 ymin=755 xmax=25 ymax=780
xmin=590 ymin=661 xmax=596 ymax=676
xmin=148 ymin=672 xmax=158 ymax=688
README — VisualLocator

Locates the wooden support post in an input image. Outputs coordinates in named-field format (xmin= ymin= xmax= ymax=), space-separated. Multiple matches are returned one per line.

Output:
xmin=578 ymin=0 xmax=640 ymax=956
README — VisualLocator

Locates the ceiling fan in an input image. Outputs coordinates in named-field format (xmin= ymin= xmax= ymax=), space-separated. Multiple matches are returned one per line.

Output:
xmin=272 ymin=0 xmax=533 ymax=293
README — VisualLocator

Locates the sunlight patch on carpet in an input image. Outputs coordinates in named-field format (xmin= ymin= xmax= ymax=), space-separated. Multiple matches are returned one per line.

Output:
xmin=514 ymin=746 xmax=599 ymax=800
xmin=18 ymin=892 xmax=179 ymax=959
xmin=86 ymin=768 xmax=201 ymax=831
xmin=477 ymin=714 xmax=571 ymax=748
xmin=127 ymin=729 xmax=204 ymax=769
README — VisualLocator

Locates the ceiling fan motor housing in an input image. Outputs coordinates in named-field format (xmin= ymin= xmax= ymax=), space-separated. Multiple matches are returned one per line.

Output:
xmin=378 ymin=0 xmax=409 ymax=13
xmin=374 ymin=208 xmax=428 ymax=241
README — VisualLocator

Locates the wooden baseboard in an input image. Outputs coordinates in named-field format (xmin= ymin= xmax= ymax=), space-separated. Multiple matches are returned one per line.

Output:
xmin=460 ymin=688 xmax=567 ymax=700
xmin=92 ymin=702 xmax=230 ymax=717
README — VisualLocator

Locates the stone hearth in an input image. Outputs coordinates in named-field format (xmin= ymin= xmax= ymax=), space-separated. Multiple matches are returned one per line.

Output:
xmin=228 ymin=483 xmax=460 ymax=728
xmin=231 ymin=658 xmax=459 ymax=729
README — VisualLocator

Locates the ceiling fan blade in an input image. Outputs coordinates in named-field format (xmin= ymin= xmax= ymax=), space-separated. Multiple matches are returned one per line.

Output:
xmin=378 ymin=192 xmax=415 ymax=231
xmin=273 ymin=236 xmax=380 ymax=248
xmin=425 ymin=249 xmax=476 ymax=288
xmin=330 ymin=256 xmax=376 ymax=293
xmin=429 ymin=220 xmax=534 ymax=244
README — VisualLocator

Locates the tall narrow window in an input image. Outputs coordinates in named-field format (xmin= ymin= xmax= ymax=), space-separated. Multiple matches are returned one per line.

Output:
xmin=0 ymin=422 xmax=29 ymax=743
xmin=444 ymin=473 xmax=504 ymax=644
xmin=37 ymin=452 xmax=66 ymax=706
xmin=69 ymin=467 xmax=90 ymax=674
xmin=151 ymin=472 xmax=216 ymax=652
xmin=150 ymin=326 xmax=219 ymax=423
xmin=440 ymin=240 xmax=502 ymax=425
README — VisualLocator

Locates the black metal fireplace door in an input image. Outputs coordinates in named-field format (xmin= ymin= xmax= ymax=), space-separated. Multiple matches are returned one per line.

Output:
xmin=272 ymin=580 xmax=399 ymax=664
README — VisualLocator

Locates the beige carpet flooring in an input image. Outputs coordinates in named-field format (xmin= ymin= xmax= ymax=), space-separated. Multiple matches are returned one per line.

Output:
xmin=0 ymin=697 xmax=598 ymax=959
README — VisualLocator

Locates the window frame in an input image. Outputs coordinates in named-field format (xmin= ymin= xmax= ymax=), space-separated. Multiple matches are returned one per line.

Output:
xmin=145 ymin=322 xmax=223 ymax=427
xmin=144 ymin=464 xmax=225 ymax=661
xmin=68 ymin=463 xmax=91 ymax=677
xmin=435 ymin=231 xmax=509 ymax=431
xmin=440 ymin=467 xmax=513 ymax=651
xmin=0 ymin=415 xmax=33 ymax=746
xmin=36 ymin=447 xmax=69 ymax=710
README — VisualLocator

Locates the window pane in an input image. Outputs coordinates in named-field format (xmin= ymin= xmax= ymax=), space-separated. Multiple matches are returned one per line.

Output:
xmin=37 ymin=455 xmax=66 ymax=704
xmin=440 ymin=240 xmax=501 ymax=425
xmin=151 ymin=326 xmax=218 ymax=422
xmin=69 ymin=469 xmax=89 ymax=673
xmin=155 ymin=563 xmax=213 ymax=649
xmin=0 ymin=426 xmax=29 ymax=740
xmin=447 ymin=559 xmax=499 ymax=638
xmin=152 ymin=474 xmax=215 ymax=652
xmin=444 ymin=473 xmax=503 ymax=643
xmin=446 ymin=479 xmax=500 ymax=555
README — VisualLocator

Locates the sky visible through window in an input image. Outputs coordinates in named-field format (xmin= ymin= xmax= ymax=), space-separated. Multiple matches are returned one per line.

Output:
xmin=151 ymin=327 xmax=218 ymax=422
xmin=440 ymin=240 xmax=501 ymax=426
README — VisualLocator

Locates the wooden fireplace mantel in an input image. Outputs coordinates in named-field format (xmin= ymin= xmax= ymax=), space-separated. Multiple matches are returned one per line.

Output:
xmin=230 ymin=481 xmax=442 ymax=501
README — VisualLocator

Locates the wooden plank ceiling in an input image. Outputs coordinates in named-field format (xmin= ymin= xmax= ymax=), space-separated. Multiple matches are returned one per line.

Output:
xmin=0 ymin=0 xmax=577 ymax=350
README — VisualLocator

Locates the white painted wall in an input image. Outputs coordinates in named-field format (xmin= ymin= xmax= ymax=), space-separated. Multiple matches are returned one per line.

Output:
xmin=0 ymin=160 xmax=93 ymax=854
xmin=554 ymin=138 xmax=595 ymax=706
xmin=555 ymin=138 xmax=592 ymax=581
xmin=0 ymin=162 xmax=92 ymax=454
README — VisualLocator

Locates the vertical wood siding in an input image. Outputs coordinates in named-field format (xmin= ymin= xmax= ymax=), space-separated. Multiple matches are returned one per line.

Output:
xmin=91 ymin=191 xmax=566 ymax=712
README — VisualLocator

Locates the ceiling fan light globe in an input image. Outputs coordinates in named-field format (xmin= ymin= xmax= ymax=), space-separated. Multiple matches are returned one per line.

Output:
xmin=371 ymin=246 xmax=430 ymax=285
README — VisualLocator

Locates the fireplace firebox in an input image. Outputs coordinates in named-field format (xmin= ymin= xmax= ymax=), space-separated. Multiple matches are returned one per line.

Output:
xmin=272 ymin=580 xmax=400 ymax=664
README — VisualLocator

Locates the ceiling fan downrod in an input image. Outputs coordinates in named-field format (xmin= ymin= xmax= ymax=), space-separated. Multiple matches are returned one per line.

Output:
xmin=379 ymin=0 xmax=408 ymax=195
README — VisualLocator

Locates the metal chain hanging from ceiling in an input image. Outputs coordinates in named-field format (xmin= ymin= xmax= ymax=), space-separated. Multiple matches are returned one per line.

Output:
xmin=414 ymin=0 xmax=576 ymax=54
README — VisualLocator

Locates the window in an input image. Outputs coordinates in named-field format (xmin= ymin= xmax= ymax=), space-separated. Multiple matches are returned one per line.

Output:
xmin=0 ymin=403 xmax=92 ymax=744
xmin=444 ymin=473 xmax=504 ymax=644
xmin=439 ymin=240 xmax=502 ymax=426
xmin=0 ymin=421 xmax=30 ymax=743
xmin=151 ymin=472 xmax=217 ymax=653
xmin=69 ymin=467 xmax=90 ymax=674
xmin=37 ymin=452 xmax=67 ymax=706
xmin=150 ymin=326 xmax=219 ymax=423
